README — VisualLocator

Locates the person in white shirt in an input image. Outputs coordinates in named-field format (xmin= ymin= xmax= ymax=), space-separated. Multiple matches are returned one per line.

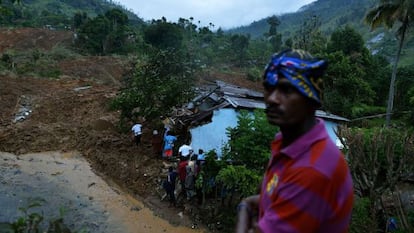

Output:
xmin=178 ymin=144 xmax=193 ymax=159
xmin=197 ymin=149 xmax=205 ymax=161
xmin=131 ymin=123 xmax=142 ymax=146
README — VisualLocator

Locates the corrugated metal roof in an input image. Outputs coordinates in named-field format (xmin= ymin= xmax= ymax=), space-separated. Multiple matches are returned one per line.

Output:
xmin=316 ymin=110 xmax=350 ymax=122
xmin=216 ymin=80 xmax=263 ymax=98
xmin=223 ymin=96 xmax=266 ymax=109
xmin=198 ymin=80 xmax=349 ymax=123
xmin=209 ymin=92 xmax=221 ymax=102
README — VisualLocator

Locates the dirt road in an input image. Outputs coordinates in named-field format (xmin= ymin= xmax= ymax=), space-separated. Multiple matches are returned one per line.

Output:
xmin=0 ymin=151 xmax=205 ymax=233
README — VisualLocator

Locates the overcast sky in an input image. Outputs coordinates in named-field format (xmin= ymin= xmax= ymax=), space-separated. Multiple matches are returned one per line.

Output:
xmin=116 ymin=0 xmax=316 ymax=29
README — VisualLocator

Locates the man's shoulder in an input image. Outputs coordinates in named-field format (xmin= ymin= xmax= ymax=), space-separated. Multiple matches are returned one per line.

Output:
xmin=297 ymin=138 xmax=348 ymax=179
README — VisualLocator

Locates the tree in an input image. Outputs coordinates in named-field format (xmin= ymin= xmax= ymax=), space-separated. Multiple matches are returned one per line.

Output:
xmin=105 ymin=8 xmax=128 ymax=31
xmin=111 ymin=49 xmax=195 ymax=122
xmin=364 ymin=54 xmax=391 ymax=106
xmin=0 ymin=0 xmax=20 ymax=22
xmin=104 ymin=9 xmax=130 ymax=54
xmin=229 ymin=34 xmax=249 ymax=67
xmin=76 ymin=9 xmax=130 ymax=55
xmin=394 ymin=65 xmax=414 ymax=116
xmin=73 ymin=11 xmax=87 ymax=30
xmin=323 ymin=51 xmax=376 ymax=118
xmin=327 ymin=26 xmax=366 ymax=55
xmin=0 ymin=0 xmax=19 ymax=4
xmin=365 ymin=0 xmax=414 ymax=126
xmin=223 ymin=110 xmax=277 ymax=172
xmin=143 ymin=18 xmax=184 ymax=50
xmin=265 ymin=15 xmax=282 ymax=52
xmin=293 ymin=15 xmax=327 ymax=54
xmin=77 ymin=15 xmax=110 ymax=54
xmin=339 ymin=126 xmax=414 ymax=232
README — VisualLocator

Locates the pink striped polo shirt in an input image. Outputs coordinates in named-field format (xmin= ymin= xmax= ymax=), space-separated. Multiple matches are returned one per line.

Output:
xmin=258 ymin=119 xmax=354 ymax=233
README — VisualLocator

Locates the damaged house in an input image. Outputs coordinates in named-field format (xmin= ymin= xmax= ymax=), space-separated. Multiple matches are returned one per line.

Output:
xmin=173 ymin=80 xmax=349 ymax=157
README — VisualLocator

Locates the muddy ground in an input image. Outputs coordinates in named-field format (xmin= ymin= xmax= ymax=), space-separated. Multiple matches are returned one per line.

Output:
xmin=0 ymin=28 xmax=263 ymax=231
xmin=0 ymin=151 xmax=206 ymax=233
xmin=0 ymin=64 xmax=202 ymax=229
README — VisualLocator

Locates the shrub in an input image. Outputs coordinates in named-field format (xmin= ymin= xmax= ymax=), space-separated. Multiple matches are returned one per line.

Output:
xmin=0 ymin=197 xmax=76 ymax=233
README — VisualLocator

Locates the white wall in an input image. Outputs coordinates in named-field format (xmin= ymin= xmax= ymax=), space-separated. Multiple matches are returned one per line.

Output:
xmin=190 ymin=108 xmax=238 ymax=156
xmin=190 ymin=108 xmax=343 ymax=157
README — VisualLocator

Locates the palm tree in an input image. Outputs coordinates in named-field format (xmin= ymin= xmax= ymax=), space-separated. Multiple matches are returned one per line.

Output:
xmin=365 ymin=0 xmax=414 ymax=127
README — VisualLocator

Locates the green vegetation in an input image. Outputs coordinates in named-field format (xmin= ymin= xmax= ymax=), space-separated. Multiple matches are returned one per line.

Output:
xmin=0 ymin=197 xmax=83 ymax=233
xmin=339 ymin=127 xmax=414 ymax=232
xmin=0 ymin=0 xmax=142 ymax=29
xmin=0 ymin=46 xmax=78 ymax=78
xmin=110 ymin=48 xmax=196 ymax=124
xmin=229 ymin=0 xmax=414 ymax=64
xmin=1 ymin=0 xmax=414 ymax=232
xmin=365 ymin=0 xmax=414 ymax=126
xmin=192 ymin=110 xmax=277 ymax=232
xmin=75 ymin=8 xmax=133 ymax=55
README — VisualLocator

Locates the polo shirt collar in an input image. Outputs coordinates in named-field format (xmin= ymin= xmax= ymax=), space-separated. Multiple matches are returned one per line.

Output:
xmin=274 ymin=118 xmax=328 ymax=160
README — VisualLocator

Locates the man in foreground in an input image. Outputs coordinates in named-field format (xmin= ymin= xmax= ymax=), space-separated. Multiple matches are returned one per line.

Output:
xmin=236 ymin=49 xmax=354 ymax=233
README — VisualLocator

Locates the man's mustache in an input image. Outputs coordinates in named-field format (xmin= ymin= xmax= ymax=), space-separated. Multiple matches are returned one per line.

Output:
xmin=265 ymin=105 xmax=284 ymax=115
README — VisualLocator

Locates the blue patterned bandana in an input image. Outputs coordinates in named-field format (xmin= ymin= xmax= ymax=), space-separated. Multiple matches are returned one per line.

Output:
xmin=264 ymin=49 xmax=328 ymax=104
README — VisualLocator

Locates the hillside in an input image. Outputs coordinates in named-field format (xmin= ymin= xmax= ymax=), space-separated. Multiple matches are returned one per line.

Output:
xmin=0 ymin=0 xmax=144 ymax=28
xmin=0 ymin=27 xmax=257 ymax=231
xmin=227 ymin=0 xmax=414 ymax=65
xmin=0 ymin=27 xmax=176 ymax=226
xmin=228 ymin=0 xmax=375 ymax=37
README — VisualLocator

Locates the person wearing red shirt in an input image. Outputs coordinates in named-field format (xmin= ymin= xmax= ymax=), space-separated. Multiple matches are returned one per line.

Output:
xmin=236 ymin=49 xmax=354 ymax=233
xmin=177 ymin=156 xmax=189 ymax=198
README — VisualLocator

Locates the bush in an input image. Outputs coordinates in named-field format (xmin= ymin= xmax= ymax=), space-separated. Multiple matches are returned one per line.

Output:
xmin=350 ymin=197 xmax=375 ymax=233
xmin=0 ymin=197 xmax=76 ymax=233
xmin=339 ymin=126 xmax=414 ymax=232
xmin=246 ymin=67 xmax=262 ymax=82
xmin=48 ymin=46 xmax=79 ymax=61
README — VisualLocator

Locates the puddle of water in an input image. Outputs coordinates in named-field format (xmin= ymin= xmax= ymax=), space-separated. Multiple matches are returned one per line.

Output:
xmin=0 ymin=151 xmax=206 ymax=233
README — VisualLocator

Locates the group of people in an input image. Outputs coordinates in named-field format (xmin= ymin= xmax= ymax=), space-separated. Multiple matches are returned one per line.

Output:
xmin=131 ymin=121 xmax=181 ymax=160
xmin=132 ymin=120 xmax=206 ymax=208
xmin=163 ymin=145 xmax=205 ymax=207
xmin=134 ymin=49 xmax=355 ymax=232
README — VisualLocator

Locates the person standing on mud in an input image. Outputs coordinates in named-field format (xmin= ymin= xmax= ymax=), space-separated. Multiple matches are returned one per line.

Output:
xmin=164 ymin=166 xmax=177 ymax=207
xmin=131 ymin=122 xmax=142 ymax=146
xmin=177 ymin=156 xmax=189 ymax=198
xmin=151 ymin=130 xmax=163 ymax=158
xmin=178 ymin=143 xmax=193 ymax=160
xmin=235 ymin=49 xmax=354 ymax=233
xmin=184 ymin=166 xmax=196 ymax=201
xmin=163 ymin=131 xmax=177 ymax=159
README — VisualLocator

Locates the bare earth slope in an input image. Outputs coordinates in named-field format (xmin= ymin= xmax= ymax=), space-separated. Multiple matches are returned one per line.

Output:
xmin=0 ymin=28 xmax=160 ymax=196
xmin=0 ymin=28 xmax=262 ymax=231
xmin=0 ymin=28 xmax=200 ymax=229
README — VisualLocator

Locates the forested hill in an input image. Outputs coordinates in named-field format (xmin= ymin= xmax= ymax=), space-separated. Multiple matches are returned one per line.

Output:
xmin=226 ymin=0 xmax=414 ymax=65
xmin=0 ymin=0 xmax=144 ymax=28
xmin=227 ymin=0 xmax=376 ymax=38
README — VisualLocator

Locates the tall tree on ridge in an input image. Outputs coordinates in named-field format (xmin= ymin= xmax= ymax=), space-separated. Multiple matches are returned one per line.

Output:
xmin=266 ymin=15 xmax=282 ymax=53
xmin=365 ymin=0 xmax=414 ymax=127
